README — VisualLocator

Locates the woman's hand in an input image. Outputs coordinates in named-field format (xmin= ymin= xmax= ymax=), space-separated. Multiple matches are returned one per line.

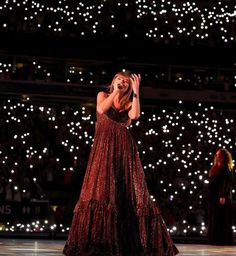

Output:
xmin=219 ymin=197 xmax=225 ymax=205
xmin=130 ymin=73 xmax=141 ymax=93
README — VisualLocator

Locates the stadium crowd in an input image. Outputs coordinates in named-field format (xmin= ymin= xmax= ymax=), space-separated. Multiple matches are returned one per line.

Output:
xmin=0 ymin=0 xmax=236 ymax=238
xmin=0 ymin=98 xmax=235 ymax=237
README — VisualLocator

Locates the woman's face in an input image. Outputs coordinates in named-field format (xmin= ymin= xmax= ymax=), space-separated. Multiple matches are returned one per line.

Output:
xmin=215 ymin=150 xmax=223 ymax=163
xmin=113 ymin=74 xmax=130 ymax=92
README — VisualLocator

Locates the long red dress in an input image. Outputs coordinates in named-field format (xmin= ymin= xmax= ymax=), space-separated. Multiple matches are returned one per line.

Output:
xmin=63 ymin=108 xmax=179 ymax=255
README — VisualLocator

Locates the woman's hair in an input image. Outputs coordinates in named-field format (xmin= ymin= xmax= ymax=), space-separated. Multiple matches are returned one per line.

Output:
xmin=218 ymin=148 xmax=234 ymax=171
xmin=108 ymin=71 xmax=133 ymax=109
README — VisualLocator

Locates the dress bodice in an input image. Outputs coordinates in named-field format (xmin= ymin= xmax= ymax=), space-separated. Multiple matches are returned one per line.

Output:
xmin=97 ymin=107 xmax=131 ymax=126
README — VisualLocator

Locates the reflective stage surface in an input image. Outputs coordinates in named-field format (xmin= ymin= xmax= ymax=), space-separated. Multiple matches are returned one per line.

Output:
xmin=0 ymin=239 xmax=235 ymax=256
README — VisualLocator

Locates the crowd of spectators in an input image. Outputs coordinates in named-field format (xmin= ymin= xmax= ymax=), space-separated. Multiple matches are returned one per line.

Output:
xmin=0 ymin=97 xmax=236 ymax=237
xmin=0 ymin=0 xmax=236 ymax=237
xmin=0 ymin=1 xmax=236 ymax=94
xmin=0 ymin=0 xmax=235 ymax=46
xmin=0 ymin=54 xmax=235 ymax=92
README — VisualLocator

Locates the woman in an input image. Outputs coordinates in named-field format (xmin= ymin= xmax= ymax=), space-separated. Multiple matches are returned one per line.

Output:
xmin=208 ymin=148 xmax=234 ymax=245
xmin=63 ymin=71 xmax=179 ymax=255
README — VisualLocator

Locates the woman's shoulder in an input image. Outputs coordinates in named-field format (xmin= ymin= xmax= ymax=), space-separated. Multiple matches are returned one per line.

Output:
xmin=97 ymin=91 xmax=108 ymax=99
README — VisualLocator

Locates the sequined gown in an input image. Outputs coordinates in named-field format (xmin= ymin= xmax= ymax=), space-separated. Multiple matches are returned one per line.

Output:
xmin=63 ymin=108 xmax=179 ymax=256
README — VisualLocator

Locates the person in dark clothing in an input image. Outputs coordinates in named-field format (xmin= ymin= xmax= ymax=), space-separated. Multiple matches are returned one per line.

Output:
xmin=208 ymin=148 xmax=234 ymax=245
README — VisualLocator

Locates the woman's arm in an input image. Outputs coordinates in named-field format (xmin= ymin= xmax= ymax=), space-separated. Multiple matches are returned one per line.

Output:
xmin=219 ymin=170 xmax=233 ymax=204
xmin=128 ymin=74 xmax=141 ymax=120
xmin=208 ymin=164 xmax=221 ymax=177
xmin=96 ymin=90 xmax=118 ymax=114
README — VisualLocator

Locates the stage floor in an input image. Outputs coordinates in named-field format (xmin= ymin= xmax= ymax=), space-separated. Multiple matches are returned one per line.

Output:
xmin=0 ymin=239 xmax=235 ymax=255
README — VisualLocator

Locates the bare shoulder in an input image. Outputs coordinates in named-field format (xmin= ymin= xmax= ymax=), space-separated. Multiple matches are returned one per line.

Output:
xmin=97 ymin=91 xmax=108 ymax=100
xmin=97 ymin=91 xmax=108 ymax=106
